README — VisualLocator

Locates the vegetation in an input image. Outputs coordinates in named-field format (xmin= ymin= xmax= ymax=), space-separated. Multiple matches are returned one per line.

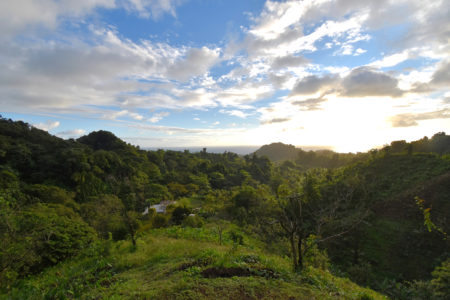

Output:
xmin=0 ymin=115 xmax=449 ymax=299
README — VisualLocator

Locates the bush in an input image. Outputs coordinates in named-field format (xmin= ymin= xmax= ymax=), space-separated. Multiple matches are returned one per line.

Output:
xmin=303 ymin=236 xmax=330 ymax=271
xmin=182 ymin=215 xmax=204 ymax=228
xmin=0 ymin=203 xmax=96 ymax=290
xmin=431 ymin=258 xmax=450 ymax=298
xmin=171 ymin=206 xmax=191 ymax=225
xmin=152 ymin=213 xmax=169 ymax=228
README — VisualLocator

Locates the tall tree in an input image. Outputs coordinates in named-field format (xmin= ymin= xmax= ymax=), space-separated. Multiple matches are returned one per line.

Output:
xmin=278 ymin=172 xmax=368 ymax=270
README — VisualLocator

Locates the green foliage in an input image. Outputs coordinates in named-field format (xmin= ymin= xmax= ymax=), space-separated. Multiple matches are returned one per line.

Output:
xmin=0 ymin=202 xmax=96 ymax=289
xmin=327 ymin=153 xmax=450 ymax=286
xmin=80 ymin=194 xmax=127 ymax=240
xmin=152 ymin=213 xmax=169 ymax=228
xmin=77 ymin=130 xmax=127 ymax=151
xmin=168 ymin=182 xmax=190 ymax=198
xmin=6 ymin=241 xmax=115 ymax=299
xmin=415 ymin=196 xmax=447 ymax=238
xmin=431 ymin=258 xmax=450 ymax=298
xmin=182 ymin=214 xmax=204 ymax=228
xmin=24 ymin=184 xmax=75 ymax=205
xmin=171 ymin=205 xmax=191 ymax=225
xmin=303 ymin=235 xmax=330 ymax=270
xmin=2 ymin=229 xmax=387 ymax=299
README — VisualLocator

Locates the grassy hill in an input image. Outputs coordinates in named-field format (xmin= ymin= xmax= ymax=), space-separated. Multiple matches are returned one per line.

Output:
xmin=5 ymin=226 xmax=386 ymax=300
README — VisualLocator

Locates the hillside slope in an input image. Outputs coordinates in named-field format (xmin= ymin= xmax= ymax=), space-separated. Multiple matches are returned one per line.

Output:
xmin=326 ymin=153 xmax=450 ymax=286
xmin=5 ymin=227 xmax=386 ymax=300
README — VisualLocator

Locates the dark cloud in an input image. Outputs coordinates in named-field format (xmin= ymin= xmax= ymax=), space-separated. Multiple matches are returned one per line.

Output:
xmin=341 ymin=67 xmax=403 ymax=97
xmin=290 ymin=74 xmax=339 ymax=96
xmin=411 ymin=60 xmax=450 ymax=93
xmin=289 ymin=67 xmax=406 ymax=98
xmin=260 ymin=117 xmax=291 ymax=125
xmin=292 ymin=97 xmax=327 ymax=111
xmin=390 ymin=109 xmax=449 ymax=127
xmin=268 ymin=73 xmax=291 ymax=88
xmin=430 ymin=60 xmax=450 ymax=86
xmin=271 ymin=54 xmax=309 ymax=70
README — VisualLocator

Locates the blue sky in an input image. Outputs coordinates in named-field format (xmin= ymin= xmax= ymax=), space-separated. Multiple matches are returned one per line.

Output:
xmin=1 ymin=0 xmax=449 ymax=152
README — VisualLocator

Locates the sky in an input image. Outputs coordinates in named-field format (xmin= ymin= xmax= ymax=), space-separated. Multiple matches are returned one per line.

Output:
xmin=1 ymin=0 xmax=449 ymax=153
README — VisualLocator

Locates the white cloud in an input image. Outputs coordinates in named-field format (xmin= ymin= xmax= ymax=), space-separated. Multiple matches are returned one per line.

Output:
xmin=246 ymin=14 xmax=369 ymax=57
xmin=0 ymin=28 xmax=225 ymax=114
xmin=389 ymin=109 xmax=449 ymax=127
xmin=215 ymin=83 xmax=273 ymax=107
xmin=219 ymin=109 xmax=250 ymax=118
xmin=0 ymin=0 xmax=185 ymax=37
xmin=149 ymin=111 xmax=170 ymax=123
xmin=355 ymin=48 xmax=366 ymax=55
xmin=167 ymin=47 xmax=221 ymax=81
xmin=0 ymin=0 xmax=115 ymax=36
xmin=129 ymin=112 xmax=144 ymax=120
xmin=248 ymin=0 xmax=304 ymax=40
xmin=103 ymin=110 xmax=144 ymax=121
xmin=369 ymin=51 xmax=410 ymax=68
xmin=122 ymin=0 xmax=184 ymax=19
xmin=33 ymin=120 xmax=60 ymax=131
xmin=56 ymin=129 xmax=86 ymax=138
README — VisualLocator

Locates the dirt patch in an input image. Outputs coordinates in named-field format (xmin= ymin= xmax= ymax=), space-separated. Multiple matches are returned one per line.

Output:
xmin=201 ymin=266 xmax=278 ymax=279
xmin=178 ymin=257 xmax=213 ymax=271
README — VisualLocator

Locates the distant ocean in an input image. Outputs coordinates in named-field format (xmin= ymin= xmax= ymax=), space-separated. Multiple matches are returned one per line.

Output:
xmin=143 ymin=145 xmax=335 ymax=155
xmin=144 ymin=146 xmax=260 ymax=155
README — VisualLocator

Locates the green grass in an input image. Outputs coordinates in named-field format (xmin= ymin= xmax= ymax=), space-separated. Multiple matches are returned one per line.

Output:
xmin=2 ymin=226 xmax=387 ymax=300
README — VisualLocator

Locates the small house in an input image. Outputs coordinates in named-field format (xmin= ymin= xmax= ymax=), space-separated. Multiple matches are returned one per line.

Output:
xmin=142 ymin=200 xmax=176 ymax=215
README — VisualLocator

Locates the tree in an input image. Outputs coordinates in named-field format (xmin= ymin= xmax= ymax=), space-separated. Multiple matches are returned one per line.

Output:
xmin=278 ymin=172 xmax=368 ymax=271
xmin=0 ymin=202 xmax=96 ymax=288
xmin=122 ymin=210 xmax=140 ymax=247
xmin=80 ymin=194 xmax=127 ymax=240
xmin=171 ymin=206 xmax=191 ymax=225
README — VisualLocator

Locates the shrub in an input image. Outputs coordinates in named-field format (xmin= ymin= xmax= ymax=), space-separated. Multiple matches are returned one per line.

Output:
xmin=431 ymin=258 xmax=450 ymax=298
xmin=182 ymin=215 xmax=204 ymax=228
xmin=0 ymin=203 xmax=96 ymax=290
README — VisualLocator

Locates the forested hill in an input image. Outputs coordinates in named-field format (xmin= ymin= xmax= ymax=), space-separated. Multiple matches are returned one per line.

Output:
xmin=1 ymin=116 xmax=449 ymax=299
xmin=254 ymin=142 xmax=370 ymax=168
xmin=254 ymin=134 xmax=450 ymax=168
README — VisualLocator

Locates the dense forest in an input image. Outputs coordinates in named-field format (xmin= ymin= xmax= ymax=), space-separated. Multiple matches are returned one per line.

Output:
xmin=0 ymin=115 xmax=449 ymax=299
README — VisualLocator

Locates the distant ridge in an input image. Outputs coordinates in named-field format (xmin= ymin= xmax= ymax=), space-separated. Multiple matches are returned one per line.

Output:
xmin=253 ymin=142 xmax=336 ymax=162
xmin=253 ymin=134 xmax=450 ymax=168
xmin=254 ymin=142 xmax=299 ymax=161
